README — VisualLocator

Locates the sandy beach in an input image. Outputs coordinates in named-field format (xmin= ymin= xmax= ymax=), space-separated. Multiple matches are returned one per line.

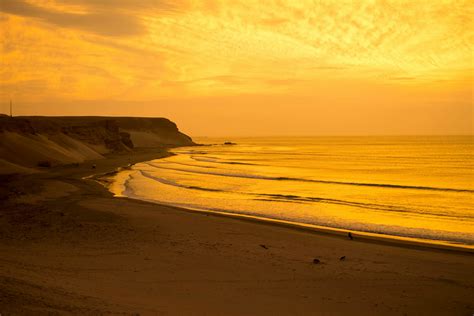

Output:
xmin=2 ymin=0 xmax=472 ymax=313
xmin=0 ymin=149 xmax=472 ymax=315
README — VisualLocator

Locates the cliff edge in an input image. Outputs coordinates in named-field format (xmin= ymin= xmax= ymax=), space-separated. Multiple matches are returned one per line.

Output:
xmin=0 ymin=115 xmax=194 ymax=174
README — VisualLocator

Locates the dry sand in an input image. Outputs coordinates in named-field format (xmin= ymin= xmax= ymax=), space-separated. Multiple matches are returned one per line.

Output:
xmin=1 ymin=149 xmax=473 ymax=315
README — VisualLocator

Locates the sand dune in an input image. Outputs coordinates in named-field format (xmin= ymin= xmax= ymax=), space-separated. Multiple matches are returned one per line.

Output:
xmin=0 ymin=158 xmax=36 ymax=175
xmin=0 ymin=131 xmax=104 ymax=166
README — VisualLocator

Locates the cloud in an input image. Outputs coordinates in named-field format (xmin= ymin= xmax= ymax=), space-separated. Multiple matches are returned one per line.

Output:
xmin=59 ymin=0 xmax=183 ymax=12
xmin=388 ymin=77 xmax=416 ymax=81
xmin=1 ymin=0 xmax=472 ymax=120
xmin=308 ymin=66 xmax=348 ymax=71
xmin=0 ymin=0 xmax=146 ymax=36
xmin=0 ymin=79 xmax=48 ymax=96
xmin=260 ymin=18 xmax=289 ymax=26
xmin=84 ymin=36 xmax=159 ymax=55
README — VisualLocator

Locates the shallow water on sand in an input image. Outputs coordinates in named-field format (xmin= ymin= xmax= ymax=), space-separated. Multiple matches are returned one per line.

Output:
xmin=108 ymin=136 xmax=474 ymax=248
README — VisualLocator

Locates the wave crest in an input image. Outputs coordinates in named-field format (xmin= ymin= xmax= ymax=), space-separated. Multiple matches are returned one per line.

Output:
xmin=145 ymin=163 xmax=473 ymax=193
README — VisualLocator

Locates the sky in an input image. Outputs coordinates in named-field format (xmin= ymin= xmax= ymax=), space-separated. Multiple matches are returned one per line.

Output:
xmin=0 ymin=0 xmax=472 ymax=136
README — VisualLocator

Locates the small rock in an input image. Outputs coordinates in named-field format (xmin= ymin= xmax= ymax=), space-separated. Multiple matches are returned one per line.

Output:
xmin=339 ymin=256 xmax=346 ymax=261
xmin=313 ymin=258 xmax=320 ymax=264
xmin=260 ymin=244 xmax=268 ymax=250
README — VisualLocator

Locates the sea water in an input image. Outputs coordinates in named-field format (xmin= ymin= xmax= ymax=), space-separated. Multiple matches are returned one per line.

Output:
xmin=108 ymin=136 xmax=474 ymax=248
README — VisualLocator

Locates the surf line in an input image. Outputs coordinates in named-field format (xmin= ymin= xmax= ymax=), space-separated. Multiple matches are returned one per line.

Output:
xmin=144 ymin=163 xmax=473 ymax=194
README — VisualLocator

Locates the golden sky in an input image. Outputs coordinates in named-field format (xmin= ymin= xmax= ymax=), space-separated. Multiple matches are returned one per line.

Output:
xmin=1 ymin=0 xmax=473 ymax=136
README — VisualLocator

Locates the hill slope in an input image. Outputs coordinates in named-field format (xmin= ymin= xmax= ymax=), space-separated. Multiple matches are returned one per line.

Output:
xmin=0 ymin=116 xmax=194 ymax=174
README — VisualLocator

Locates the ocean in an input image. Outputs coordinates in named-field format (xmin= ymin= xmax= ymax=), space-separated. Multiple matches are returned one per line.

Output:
xmin=106 ymin=136 xmax=474 ymax=248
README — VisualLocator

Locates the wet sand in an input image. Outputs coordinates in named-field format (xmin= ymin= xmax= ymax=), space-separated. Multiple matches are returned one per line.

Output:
xmin=1 ymin=149 xmax=473 ymax=315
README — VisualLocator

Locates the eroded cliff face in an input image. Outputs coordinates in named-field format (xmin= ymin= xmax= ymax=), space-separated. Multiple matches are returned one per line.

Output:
xmin=113 ymin=117 xmax=194 ymax=147
xmin=0 ymin=115 xmax=194 ymax=173
xmin=60 ymin=120 xmax=132 ymax=153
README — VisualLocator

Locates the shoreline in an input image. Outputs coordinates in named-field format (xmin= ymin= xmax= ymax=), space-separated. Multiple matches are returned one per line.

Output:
xmin=97 ymin=151 xmax=474 ymax=254
xmin=118 ymin=199 xmax=474 ymax=254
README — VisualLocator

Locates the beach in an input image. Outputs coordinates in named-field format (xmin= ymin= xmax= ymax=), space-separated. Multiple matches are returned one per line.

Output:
xmin=2 ymin=0 xmax=472 ymax=313
xmin=113 ymin=136 xmax=474 ymax=248
xmin=1 ymin=149 xmax=473 ymax=315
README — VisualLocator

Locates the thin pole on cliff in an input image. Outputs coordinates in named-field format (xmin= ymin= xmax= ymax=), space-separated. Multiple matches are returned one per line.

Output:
xmin=10 ymin=99 xmax=12 ymax=117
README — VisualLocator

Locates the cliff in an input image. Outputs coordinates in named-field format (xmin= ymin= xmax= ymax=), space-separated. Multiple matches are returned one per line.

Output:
xmin=0 ymin=115 xmax=194 ymax=174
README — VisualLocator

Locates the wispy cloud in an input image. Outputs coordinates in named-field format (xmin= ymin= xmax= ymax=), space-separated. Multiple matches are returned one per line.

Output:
xmin=0 ymin=0 xmax=147 ymax=36
xmin=1 ymin=0 xmax=472 ymax=105
xmin=388 ymin=77 xmax=417 ymax=81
